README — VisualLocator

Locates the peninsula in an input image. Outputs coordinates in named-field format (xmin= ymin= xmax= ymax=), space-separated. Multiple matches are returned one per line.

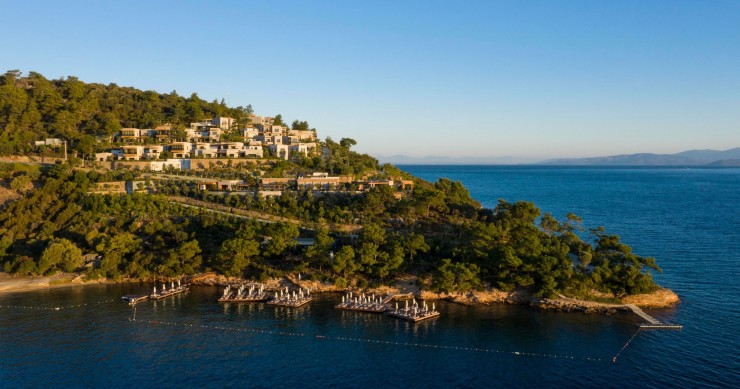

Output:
xmin=0 ymin=71 xmax=678 ymax=309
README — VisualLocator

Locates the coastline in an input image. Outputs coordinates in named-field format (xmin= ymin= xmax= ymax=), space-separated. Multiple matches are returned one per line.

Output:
xmin=0 ymin=272 xmax=123 ymax=294
xmin=0 ymin=272 xmax=680 ymax=312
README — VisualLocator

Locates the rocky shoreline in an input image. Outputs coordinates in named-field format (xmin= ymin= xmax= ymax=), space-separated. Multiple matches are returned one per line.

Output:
xmin=0 ymin=271 xmax=680 ymax=313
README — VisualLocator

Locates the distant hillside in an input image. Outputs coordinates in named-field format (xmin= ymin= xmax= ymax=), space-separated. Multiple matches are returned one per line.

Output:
xmin=707 ymin=158 xmax=740 ymax=167
xmin=539 ymin=148 xmax=740 ymax=166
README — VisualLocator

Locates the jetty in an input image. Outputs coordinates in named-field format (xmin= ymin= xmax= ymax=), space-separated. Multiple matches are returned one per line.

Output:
xmin=336 ymin=292 xmax=387 ymax=313
xmin=121 ymin=295 xmax=148 ymax=305
xmin=385 ymin=298 xmax=440 ymax=322
xmin=218 ymin=284 xmax=269 ymax=302
xmin=150 ymin=280 xmax=189 ymax=300
xmin=267 ymin=287 xmax=313 ymax=307
xmin=625 ymin=304 xmax=683 ymax=330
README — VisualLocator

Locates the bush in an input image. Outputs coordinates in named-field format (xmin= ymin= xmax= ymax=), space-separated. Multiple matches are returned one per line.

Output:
xmin=334 ymin=277 xmax=348 ymax=288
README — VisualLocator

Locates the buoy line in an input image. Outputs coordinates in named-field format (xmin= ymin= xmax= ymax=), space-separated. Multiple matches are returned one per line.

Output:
xmin=318 ymin=335 xmax=604 ymax=362
xmin=0 ymin=299 xmax=116 ymax=311
xmin=612 ymin=328 xmax=641 ymax=363
xmin=129 ymin=318 xmax=307 ymax=338
xmin=129 ymin=315 xmax=603 ymax=362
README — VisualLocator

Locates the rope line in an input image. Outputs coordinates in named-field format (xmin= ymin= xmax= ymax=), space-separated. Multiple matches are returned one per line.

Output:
xmin=129 ymin=318 xmax=307 ymax=337
xmin=0 ymin=299 xmax=116 ymax=311
xmin=612 ymin=328 xmax=641 ymax=363
xmin=129 ymin=317 xmax=603 ymax=362
xmin=319 ymin=335 xmax=603 ymax=362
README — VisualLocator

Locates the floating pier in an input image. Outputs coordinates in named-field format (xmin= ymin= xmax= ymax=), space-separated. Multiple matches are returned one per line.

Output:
xmin=150 ymin=280 xmax=189 ymax=300
xmin=121 ymin=295 xmax=148 ymax=305
xmin=267 ymin=287 xmax=313 ymax=307
xmin=335 ymin=292 xmax=387 ymax=313
xmin=218 ymin=284 xmax=269 ymax=302
xmin=625 ymin=304 xmax=683 ymax=330
xmin=638 ymin=324 xmax=683 ymax=330
xmin=385 ymin=298 xmax=440 ymax=322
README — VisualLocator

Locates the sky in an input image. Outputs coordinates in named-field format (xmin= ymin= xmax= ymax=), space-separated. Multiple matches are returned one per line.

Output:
xmin=2 ymin=0 xmax=739 ymax=162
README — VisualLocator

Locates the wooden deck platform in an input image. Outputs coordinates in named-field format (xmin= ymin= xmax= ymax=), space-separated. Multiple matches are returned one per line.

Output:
xmin=219 ymin=296 xmax=269 ymax=302
xmin=336 ymin=304 xmax=387 ymax=313
xmin=625 ymin=304 xmax=683 ymax=330
xmin=218 ymin=284 xmax=269 ymax=302
xmin=150 ymin=281 xmax=189 ymax=300
xmin=267 ymin=297 xmax=313 ymax=307
xmin=386 ymin=310 xmax=440 ymax=322
xmin=385 ymin=299 xmax=439 ymax=322
xmin=336 ymin=292 xmax=388 ymax=313
xmin=266 ymin=287 xmax=313 ymax=307
xmin=639 ymin=324 xmax=683 ymax=330
xmin=121 ymin=295 xmax=148 ymax=305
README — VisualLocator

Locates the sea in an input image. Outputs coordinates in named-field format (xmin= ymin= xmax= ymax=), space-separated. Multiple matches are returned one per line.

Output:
xmin=1 ymin=166 xmax=738 ymax=388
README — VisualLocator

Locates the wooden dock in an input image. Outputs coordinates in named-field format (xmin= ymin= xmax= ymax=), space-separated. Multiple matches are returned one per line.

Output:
xmin=121 ymin=295 xmax=148 ymax=305
xmin=625 ymin=304 xmax=683 ymax=330
xmin=386 ymin=309 xmax=440 ymax=322
xmin=266 ymin=287 xmax=313 ymax=307
xmin=638 ymin=324 xmax=684 ymax=330
xmin=335 ymin=292 xmax=387 ymax=313
xmin=150 ymin=280 xmax=189 ymax=300
xmin=385 ymin=299 xmax=440 ymax=322
xmin=218 ymin=284 xmax=269 ymax=302
xmin=267 ymin=297 xmax=313 ymax=308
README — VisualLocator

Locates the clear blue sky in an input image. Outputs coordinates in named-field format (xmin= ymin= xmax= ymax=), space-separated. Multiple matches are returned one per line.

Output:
xmin=3 ymin=1 xmax=739 ymax=161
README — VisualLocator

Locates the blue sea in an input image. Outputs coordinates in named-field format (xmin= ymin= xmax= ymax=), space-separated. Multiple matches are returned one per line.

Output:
xmin=1 ymin=166 xmax=738 ymax=388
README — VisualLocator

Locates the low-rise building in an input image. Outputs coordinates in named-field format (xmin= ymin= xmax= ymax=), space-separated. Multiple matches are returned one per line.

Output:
xmin=171 ymin=142 xmax=195 ymax=158
xmin=289 ymin=130 xmax=316 ymax=141
xmin=95 ymin=152 xmax=114 ymax=162
xmin=34 ymin=138 xmax=64 ymax=146
xmin=261 ymin=177 xmax=294 ymax=191
xmin=296 ymin=175 xmax=353 ymax=190
xmin=269 ymin=144 xmax=290 ymax=160
xmin=122 ymin=145 xmax=145 ymax=160
xmin=155 ymin=125 xmax=172 ymax=142
xmin=120 ymin=128 xmax=144 ymax=142
xmin=289 ymin=142 xmax=317 ymax=158
xmin=144 ymin=145 xmax=164 ymax=159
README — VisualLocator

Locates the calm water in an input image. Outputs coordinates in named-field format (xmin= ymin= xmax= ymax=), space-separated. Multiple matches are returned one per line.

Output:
xmin=1 ymin=166 xmax=739 ymax=388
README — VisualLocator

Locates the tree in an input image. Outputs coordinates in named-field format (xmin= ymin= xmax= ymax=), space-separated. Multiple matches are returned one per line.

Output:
xmin=291 ymin=120 xmax=310 ymax=132
xmin=273 ymin=114 xmax=284 ymax=126
xmin=431 ymin=259 xmax=482 ymax=293
xmin=216 ymin=236 xmax=260 ymax=276
xmin=303 ymin=227 xmax=333 ymax=271
xmin=10 ymin=174 xmax=32 ymax=192
xmin=331 ymin=245 xmax=357 ymax=278
xmin=339 ymin=138 xmax=357 ymax=150
xmin=161 ymin=239 xmax=202 ymax=275
xmin=96 ymin=233 xmax=140 ymax=277
xmin=38 ymin=238 xmax=82 ymax=274
xmin=262 ymin=222 xmax=299 ymax=258
xmin=404 ymin=233 xmax=429 ymax=269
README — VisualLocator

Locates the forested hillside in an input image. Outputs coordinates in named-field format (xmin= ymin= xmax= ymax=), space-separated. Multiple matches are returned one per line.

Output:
xmin=0 ymin=71 xmax=663 ymax=300
xmin=0 ymin=70 xmax=250 ymax=155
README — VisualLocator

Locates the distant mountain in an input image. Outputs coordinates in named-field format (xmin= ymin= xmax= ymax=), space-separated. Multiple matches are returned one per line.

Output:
xmin=379 ymin=154 xmax=538 ymax=165
xmin=538 ymin=148 xmax=740 ymax=166
xmin=707 ymin=158 xmax=740 ymax=167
